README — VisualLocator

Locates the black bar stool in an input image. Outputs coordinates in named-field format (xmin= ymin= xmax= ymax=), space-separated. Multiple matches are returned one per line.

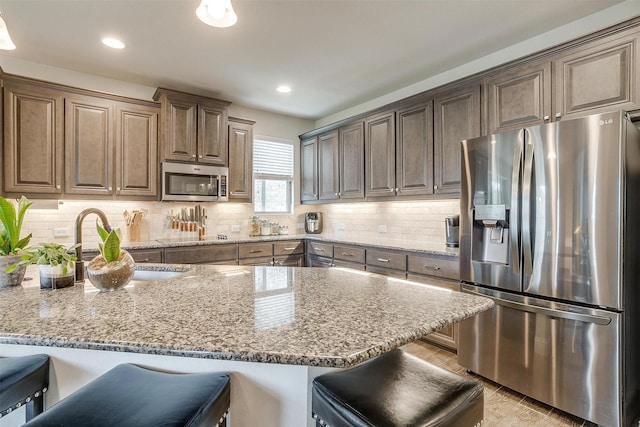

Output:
xmin=24 ymin=364 xmax=231 ymax=427
xmin=312 ymin=348 xmax=484 ymax=427
xmin=0 ymin=354 xmax=50 ymax=422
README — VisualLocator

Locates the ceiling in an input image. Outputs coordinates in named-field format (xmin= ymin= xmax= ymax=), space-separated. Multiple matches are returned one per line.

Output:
xmin=0 ymin=0 xmax=626 ymax=120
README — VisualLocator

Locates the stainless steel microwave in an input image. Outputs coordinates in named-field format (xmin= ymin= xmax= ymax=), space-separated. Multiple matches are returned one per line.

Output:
xmin=161 ymin=162 xmax=228 ymax=202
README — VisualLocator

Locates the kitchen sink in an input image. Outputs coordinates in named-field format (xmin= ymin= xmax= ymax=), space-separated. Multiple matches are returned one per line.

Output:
xmin=132 ymin=269 xmax=189 ymax=281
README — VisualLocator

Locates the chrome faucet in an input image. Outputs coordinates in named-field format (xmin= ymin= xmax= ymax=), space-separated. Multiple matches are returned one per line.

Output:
xmin=75 ymin=208 xmax=112 ymax=283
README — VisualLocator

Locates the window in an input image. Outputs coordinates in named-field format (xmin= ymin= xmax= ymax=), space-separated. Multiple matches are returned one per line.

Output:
xmin=253 ymin=138 xmax=294 ymax=214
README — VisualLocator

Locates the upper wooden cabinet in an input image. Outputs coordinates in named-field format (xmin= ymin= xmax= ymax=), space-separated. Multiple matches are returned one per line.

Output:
xmin=228 ymin=117 xmax=254 ymax=202
xmin=486 ymin=61 xmax=552 ymax=133
xmin=3 ymin=79 xmax=64 ymax=195
xmin=115 ymin=103 xmax=158 ymax=198
xmin=65 ymin=94 xmax=159 ymax=199
xmin=365 ymin=111 xmax=396 ymax=198
xmin=396 ymin=102 xmax=434 ymax=197
xmin=153 ymin=88 xmax=230 ymax=165
xmin=433 ymin=82 xmax=482 ymax=195
xmin=64 ymin=94 xmax=114 ymax=196
xmin=338 ymin=121 xmax=365 ymax=200
xmin=3 ymin=75 xmax=159 ymax=200
xmin=300 ymin=136 xmax=318 ymax=202
xmin=318 ymin=129 xmax=339 ymax=201
xmin=554 ymin=29 xmax=640 ymax=121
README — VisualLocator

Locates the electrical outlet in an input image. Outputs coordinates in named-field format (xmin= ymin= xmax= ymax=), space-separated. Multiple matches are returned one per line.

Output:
xmin=337 ymin=223 xmax=346 ymax=231
xmin=54 ymin=228 xmax=70 ymax=237
xmin=377 ymin=225 xmax=387 ymax=233
xmin=230 ymin=224 xmax=240 ymax=232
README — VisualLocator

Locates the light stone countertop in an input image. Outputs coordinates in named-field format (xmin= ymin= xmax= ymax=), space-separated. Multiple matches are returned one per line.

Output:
xmin=0 ymin=264 xmax=490 ymax=368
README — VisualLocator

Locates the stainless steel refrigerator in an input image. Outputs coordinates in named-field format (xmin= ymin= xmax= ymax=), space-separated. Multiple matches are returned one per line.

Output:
xmin=458 ymin=111 xmax=640 ymax=427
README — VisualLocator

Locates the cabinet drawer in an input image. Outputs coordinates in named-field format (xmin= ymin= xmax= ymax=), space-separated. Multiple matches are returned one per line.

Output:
xmin=307 ymin=255 xmax=333 ymax=267
xmin=407 ymin=254 xmax=459 ymax=280
xmin=333 ymin=245 xmax=365 ymax=264
xmin=273 ymin=254 xmax=305 ymax=267
xmin=239 ymin=242 xmax=273 ymax=258
xmin=366 ymin=249 xmax=406 ymax=271
xmin=129 ymin=249 xmax=163 ymax=263
xmin=274 ymin=240 xmax=304 ymax=256
xmin=332 ymin=259 xmax=366 ymax=271
xmin=239 ymin=256 xmax=273 ymax=266
xmin=164 ymin=244 xmax=238 ymax=264
xmin=307 ymin=241 xmax=333 ymax=257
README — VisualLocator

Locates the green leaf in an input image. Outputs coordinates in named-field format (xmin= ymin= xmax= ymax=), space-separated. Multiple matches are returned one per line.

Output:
xmin=96 ymin=220 xmax=109 ymax=242
xmin=4 ymin=263 xmax=17 ymax=273
xmin=102 ymin=231 xmax=121 ymax=263
xmin=14 ymin=234 xmax=32 ymax=251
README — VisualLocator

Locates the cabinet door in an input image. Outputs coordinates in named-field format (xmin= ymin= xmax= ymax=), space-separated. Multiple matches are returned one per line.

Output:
xmin=198 ymin=103 xmax=228 ymax=165
xmin=365 ymin=111 xmax=396 ymax=198
xmin=163 ymin=98 xmax=197 ymax=162
xmin=434 ymin=82 xmax=482 ymax=195
xmin=65 ymin=94 xmax=114 ymax=196
xmin=396 ymin=102 xmax=433 ymax=197
xmin=339 ymin=121 xmax=365 ymax=200
xmin=228 ymin=120 xmax=253 ymax=202
xmin=273 ymin=254 xmax=305 ymax=266
xmin=555 ymin=30 xmax=640 ymax=121
xmin=486 ymin=61 xmax=552 ymax=133
xmin=3 ymin=80 xmax=63 ymax=194
xmin=318 ymin=130 xmax=339 ymax=200
xmin=300 ymin=137 xmax=318 ymax=202
xmin=115 ymin=103 xmax=158 ymax=198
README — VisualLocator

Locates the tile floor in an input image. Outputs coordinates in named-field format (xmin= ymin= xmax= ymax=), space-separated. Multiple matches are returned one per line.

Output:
xmin=402 ymin=340 xmax=597 ymax=427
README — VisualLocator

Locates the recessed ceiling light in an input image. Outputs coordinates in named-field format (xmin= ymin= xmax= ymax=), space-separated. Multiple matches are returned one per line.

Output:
xmin=102 ymin=37 xmax=125 ymax=49
xmin=277 ymin=85 xmax=292 ymax=93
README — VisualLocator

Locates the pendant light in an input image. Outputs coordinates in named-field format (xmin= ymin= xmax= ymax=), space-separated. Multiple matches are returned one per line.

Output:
xmin=196 ymin=0 xmax=237 ymax=28
xmin=0 ymin=13 xmax=16 ymax=50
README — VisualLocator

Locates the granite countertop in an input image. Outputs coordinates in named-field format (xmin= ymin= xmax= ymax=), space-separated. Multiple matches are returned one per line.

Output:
xmin=96 ymin=234 xmax=459 ymax=258
xmin=0 ymin=264 xmax=490 ymax=368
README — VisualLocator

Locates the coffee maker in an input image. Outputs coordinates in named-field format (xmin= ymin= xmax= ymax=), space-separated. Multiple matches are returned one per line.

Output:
xmin=305 ymin=212 xmax=322 ymax=234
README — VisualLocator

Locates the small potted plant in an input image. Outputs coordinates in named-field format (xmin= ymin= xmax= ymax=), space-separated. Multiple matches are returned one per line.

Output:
xmin=86 ymin=221 xmax=135 ymax=291
xmin=19 ymin=243 xmax=80 ymax=289
xmin=0 ymin=196 xmax=33 ymax=288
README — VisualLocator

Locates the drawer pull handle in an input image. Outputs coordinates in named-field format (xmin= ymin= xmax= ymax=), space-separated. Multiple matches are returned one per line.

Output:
xmin=315 ymin=248 xmax=324 ymax=252
xmin=283 ymin=247 xmax=296 ymax=251
xmin=425 ymin=266 xmax=441 ymax=270
xmin=249 ymin=250 xmax=263 ymax=253
xmin=377 ymin=258 xmax=390 ymax=263
xmin=341 ymin=252 xmax=353 ymax=257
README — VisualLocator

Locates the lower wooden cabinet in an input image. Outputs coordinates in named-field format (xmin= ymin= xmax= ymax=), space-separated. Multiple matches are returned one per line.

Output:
xmin=164 ymin=244 xmax=238 ymax=265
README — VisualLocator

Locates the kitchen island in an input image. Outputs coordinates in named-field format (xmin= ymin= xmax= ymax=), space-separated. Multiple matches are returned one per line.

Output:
xmin=0 ymin=264 xmax=492 ymax=427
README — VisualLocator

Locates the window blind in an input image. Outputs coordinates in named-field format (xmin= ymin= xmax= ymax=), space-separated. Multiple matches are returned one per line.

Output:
xmin=253 ymin=140 xmax=294 ymax=177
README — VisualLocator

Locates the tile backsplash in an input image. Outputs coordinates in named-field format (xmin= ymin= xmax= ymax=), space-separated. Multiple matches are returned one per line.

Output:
xmin=20 ymin=199 xmax=460 ymax=248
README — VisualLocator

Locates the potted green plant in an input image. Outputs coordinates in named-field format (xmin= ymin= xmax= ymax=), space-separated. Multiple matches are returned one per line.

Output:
xmin=86 ymin=221 xmax=135 ymax=291
xmin=0 ymin=196 xmax=33 ymax=288
xmin=19 ymin=243 xmax=80 ymax=289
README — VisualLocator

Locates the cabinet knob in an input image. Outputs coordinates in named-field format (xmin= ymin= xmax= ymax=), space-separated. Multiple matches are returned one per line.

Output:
xmin=434 ymin=185 xmax=439 ymax=190
xmin=389 ymin=188 xmax=394 ymax=192
xmin=543 ymin=115 xmax=550 ymax=122
xmin=56 ymin=185 xmax=61 ymax=190
xmin=230 ymin=191 xmax=234 ymax=195
xmin=108 ymin=186 xmax=112 ymax=191
xmin=116 ymin=187 xmax=121 ymax=192
xmin=199 ymin=155 xmax=203 ymax=159
xmin=192 ymin=154 xmax=196 ymax=158
xmin=335 ymin=192 xmax=338 ymax=196
xmin=395 ymin=188 xmax=399 ymax=192
xmin=555 ymin=113 xmax=562 ymax=119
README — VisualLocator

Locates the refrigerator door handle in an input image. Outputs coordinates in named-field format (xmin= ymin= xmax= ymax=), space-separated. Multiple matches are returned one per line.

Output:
xmin=463 ymin=287 xmax=612 ymax=326
xmin=522 ymin=135 xmax=534 ymax=275
xmin=510 ymin=139 xmax=523 ymax=274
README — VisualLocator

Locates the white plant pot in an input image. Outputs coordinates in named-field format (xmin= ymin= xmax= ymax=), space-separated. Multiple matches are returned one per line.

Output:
xmin=39 ymin=264 xmax=75 ymax=289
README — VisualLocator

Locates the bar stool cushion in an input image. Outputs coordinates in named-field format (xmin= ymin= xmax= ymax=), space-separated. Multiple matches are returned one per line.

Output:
xmin=312 ymin=348 xmax=483 ymax=427
xmin=24 ymin=364 xmax=230 ymax=427
xmin=0 ymin=354 xmax=50 ymax=420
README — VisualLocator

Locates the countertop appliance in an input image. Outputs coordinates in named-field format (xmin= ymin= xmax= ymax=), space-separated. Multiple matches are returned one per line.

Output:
xmin=161 ymin=162 xmax=228 ymax=202
xmin=458 ymin=111 xmax=640 ymax=427
xmin=305 ymin=212 xmax=322 ymax=234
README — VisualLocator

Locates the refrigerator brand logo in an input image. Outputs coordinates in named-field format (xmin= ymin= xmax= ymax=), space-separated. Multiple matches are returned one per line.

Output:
xmin=600 ymin=119 xmax=614 ymax=125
